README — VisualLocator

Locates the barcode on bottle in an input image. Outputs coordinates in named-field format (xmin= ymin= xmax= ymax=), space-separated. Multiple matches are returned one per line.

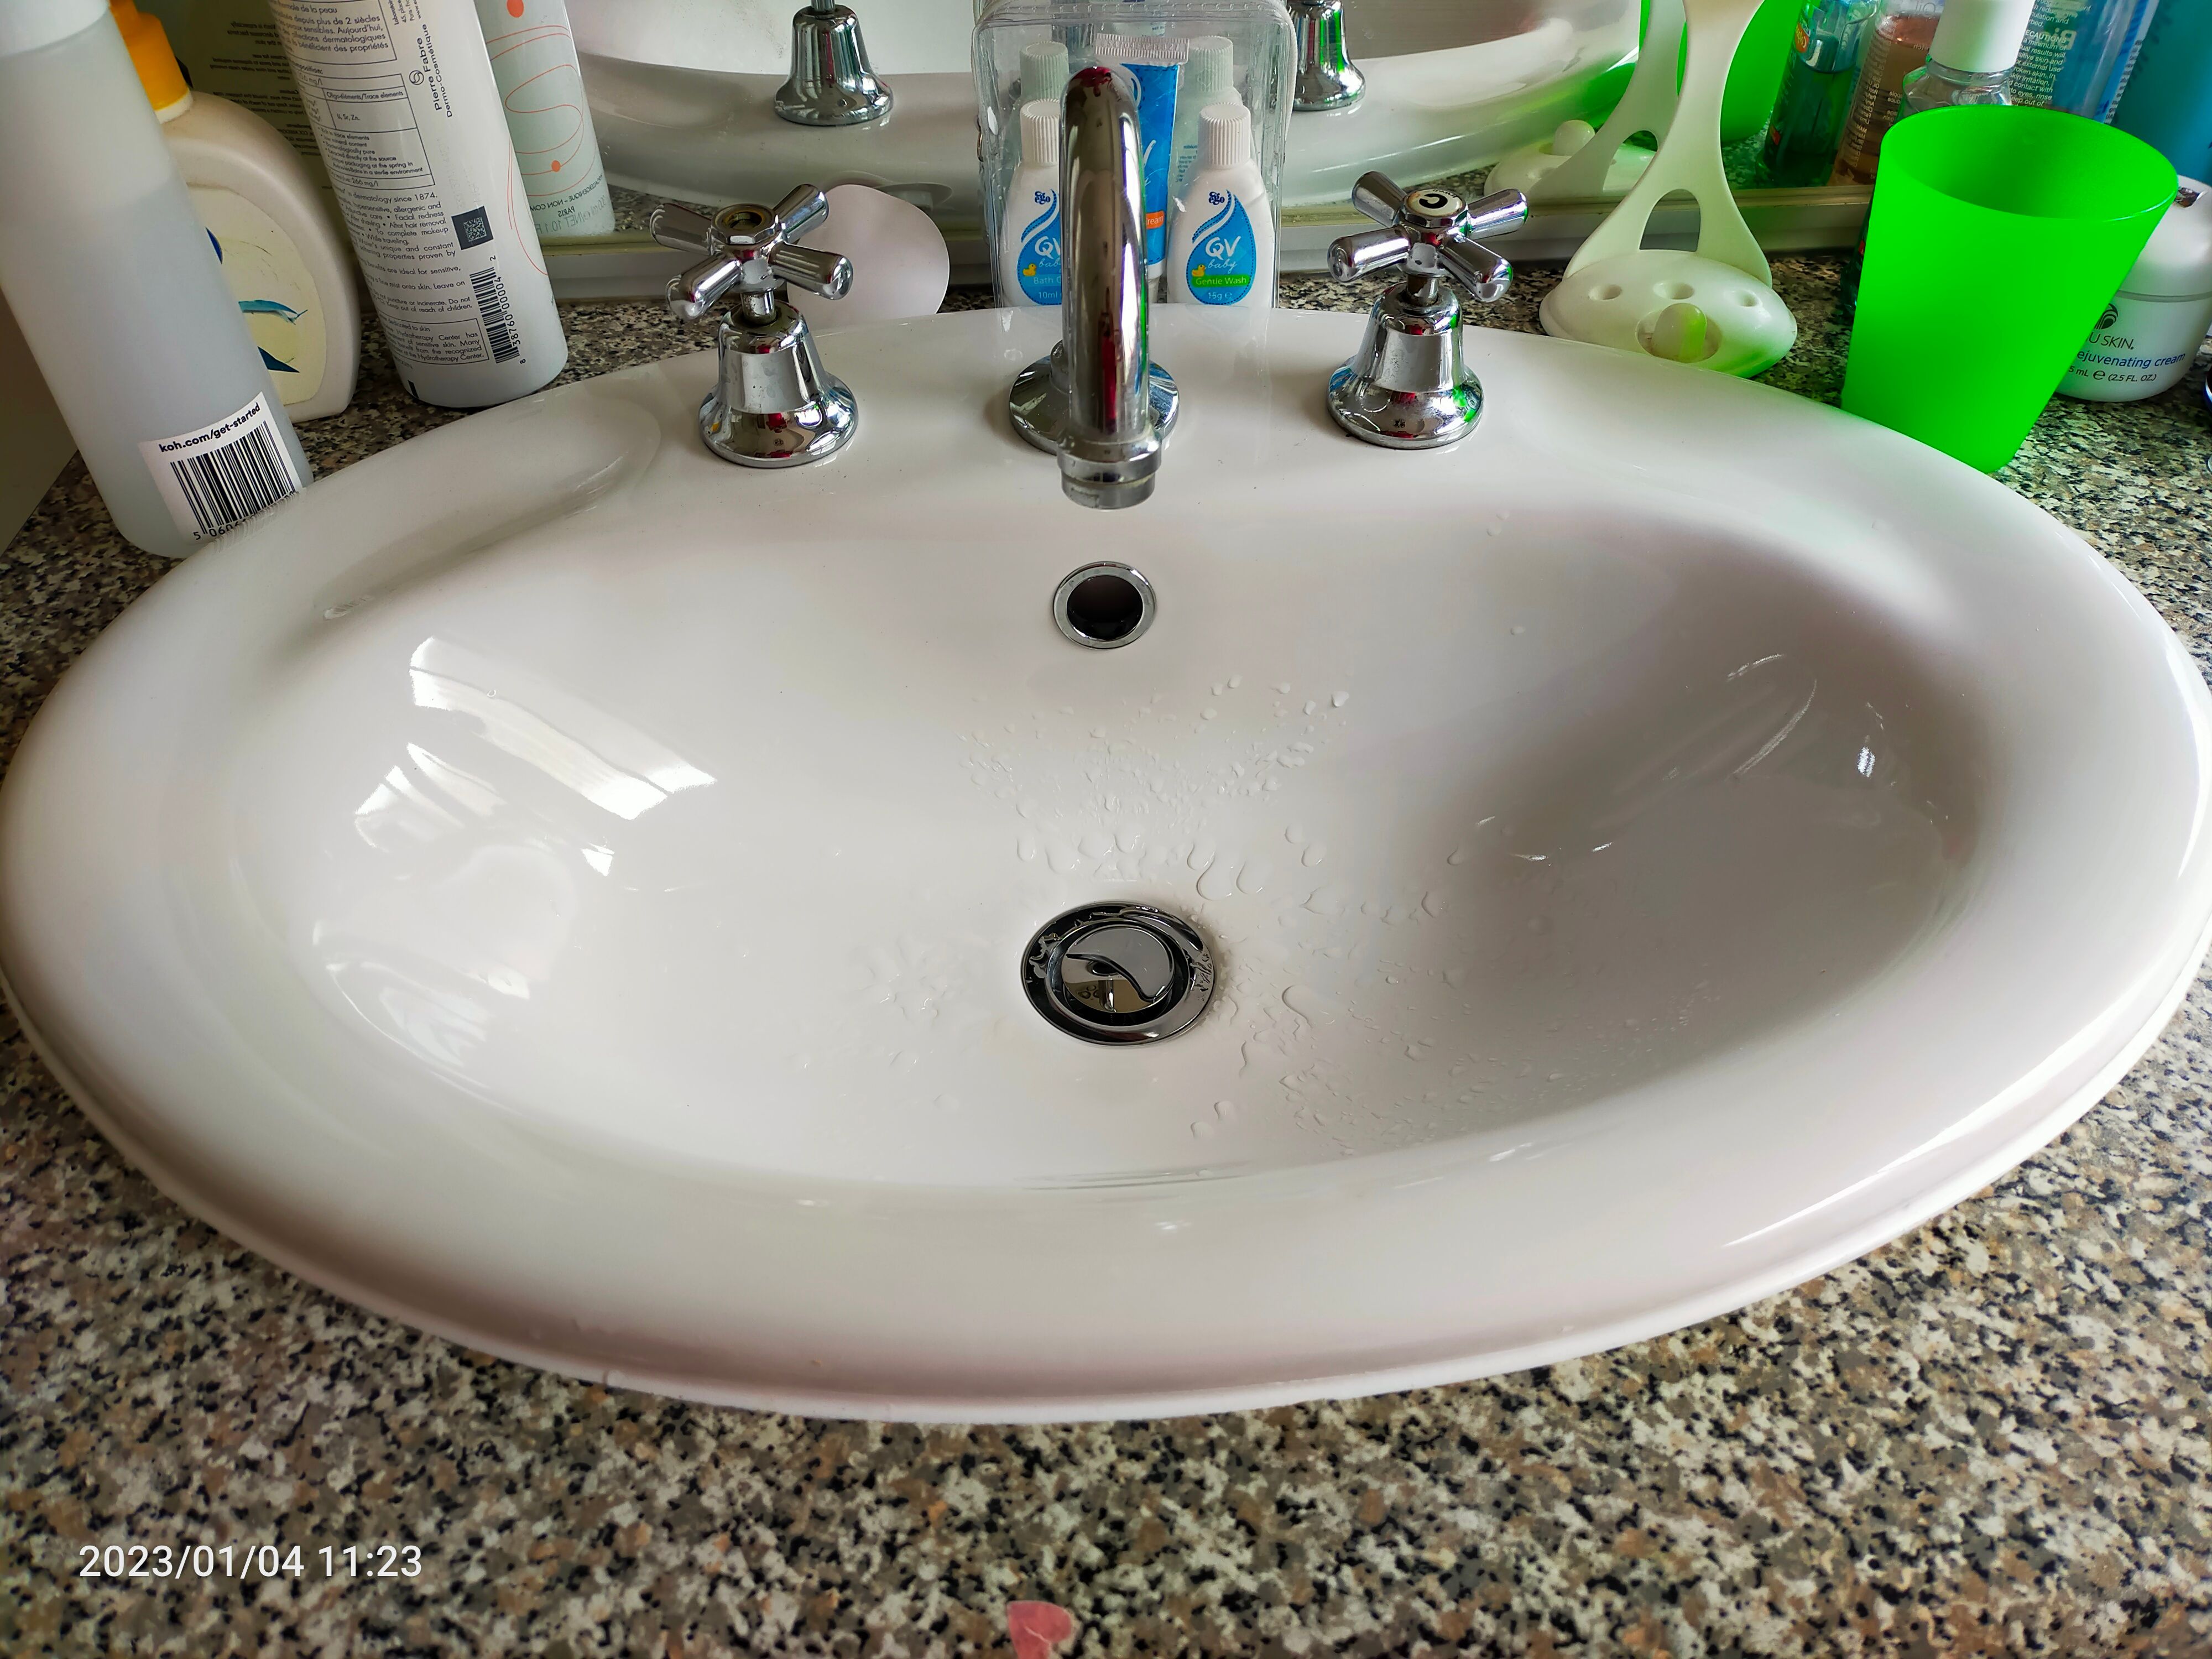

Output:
xmin=169 ymin=421 xmax=296 ymax=539
xmin=471 ymin=265 xmax=520 ymax=363
xmin=140 ymin=393 xmax=305 ymax=547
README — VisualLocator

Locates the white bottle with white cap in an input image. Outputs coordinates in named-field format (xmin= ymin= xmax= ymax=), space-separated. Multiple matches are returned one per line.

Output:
xmin=999 ymin=98 xmax=1063 ymax=308
xmin=1170 ymin=36 xmax=1239 ymax=205
xmin=2062 ymin=180 xmax=2212 ymax=402
xmin=1164 ymin=102 xmax=1274 ymax=308
xmin=1899 ymin=0 xmax=2037 ymax=118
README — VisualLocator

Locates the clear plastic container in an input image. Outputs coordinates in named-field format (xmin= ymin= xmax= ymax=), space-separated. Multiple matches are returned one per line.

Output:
xmin=974 ymin=0 xmax=1292 ymax=308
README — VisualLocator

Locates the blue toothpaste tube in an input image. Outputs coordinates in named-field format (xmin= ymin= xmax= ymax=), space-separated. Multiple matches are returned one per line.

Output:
xmin=1096 ymin=34 xmax=1186 ymax=274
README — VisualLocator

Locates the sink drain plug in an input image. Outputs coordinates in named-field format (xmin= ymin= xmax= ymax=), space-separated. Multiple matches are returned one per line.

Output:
xmin=1022 ymin=904 xmax=1215 ymax=1045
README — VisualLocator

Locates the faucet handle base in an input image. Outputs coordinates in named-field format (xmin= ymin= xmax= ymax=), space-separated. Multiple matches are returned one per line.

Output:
xmin=699 ymin=303 xmax=858 ymax=468
xmin=1326 ymin=367 xmax=1484 ymax=451
xmin=1326 ymin=278 xmax=1484 ymax=451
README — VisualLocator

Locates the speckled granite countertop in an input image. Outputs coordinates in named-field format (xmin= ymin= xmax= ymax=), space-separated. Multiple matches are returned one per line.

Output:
xmin=5 ymin=259 xmax=2212 ymax=1658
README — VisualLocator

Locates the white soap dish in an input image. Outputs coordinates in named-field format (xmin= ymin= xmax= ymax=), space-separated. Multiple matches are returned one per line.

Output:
xmin=1543 ymin=250 xmax=1798 ymax=375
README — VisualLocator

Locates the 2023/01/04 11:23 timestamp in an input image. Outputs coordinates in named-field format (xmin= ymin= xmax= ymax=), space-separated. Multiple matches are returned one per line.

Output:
xmin=77 ymin=1542 xmax=424 ymax=1581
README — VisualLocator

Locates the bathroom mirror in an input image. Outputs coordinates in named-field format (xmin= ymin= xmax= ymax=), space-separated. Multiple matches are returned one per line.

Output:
xmin=573 ymin=0 xmax=1634 ymax=221
xmin=140 ymin=0 xmax=1874 ymax=295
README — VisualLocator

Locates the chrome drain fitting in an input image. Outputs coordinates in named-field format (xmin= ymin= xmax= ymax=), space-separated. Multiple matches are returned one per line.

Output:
xmin=1022 ymin=903 xmax=1215 ymax=1045
xmin=1052 ymin=562 xmax=1156 ymax=649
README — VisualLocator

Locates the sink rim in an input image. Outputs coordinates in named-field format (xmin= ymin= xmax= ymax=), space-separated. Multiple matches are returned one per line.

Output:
xmin=5 ymin=307 xmax=2208 ymax=1422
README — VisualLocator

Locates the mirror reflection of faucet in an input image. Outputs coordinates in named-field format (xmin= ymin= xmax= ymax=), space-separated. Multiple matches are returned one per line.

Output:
xmin=774 ymin=0 xmax=894 ymax=127
xmin=1289 ymin=0 xmax=1365 ymax=112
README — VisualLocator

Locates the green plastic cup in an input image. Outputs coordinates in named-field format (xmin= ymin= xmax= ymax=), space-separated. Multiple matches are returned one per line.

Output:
xmin=1843 ymin=106 xmax=2176 ymax=473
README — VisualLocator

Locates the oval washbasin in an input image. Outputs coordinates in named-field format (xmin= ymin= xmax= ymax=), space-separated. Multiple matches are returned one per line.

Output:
xmin=573 ymin=0 xmax=1637 ymax=217
xmin=3 ymin=307 xmax=2207 ymax=1420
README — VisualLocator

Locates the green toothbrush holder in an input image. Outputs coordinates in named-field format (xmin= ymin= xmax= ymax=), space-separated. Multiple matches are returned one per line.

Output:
xmin=1843 ymin=106 xmax=2177 ymax=473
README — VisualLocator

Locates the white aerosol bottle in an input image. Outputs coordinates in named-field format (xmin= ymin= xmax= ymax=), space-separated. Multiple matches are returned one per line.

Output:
xmin=471 ymin=0 xmax=614 ymax=238
xmin=0 ymin=0 xmax=311 ymax=558
xmin=266 ymin=0 xmax=567 ymax=407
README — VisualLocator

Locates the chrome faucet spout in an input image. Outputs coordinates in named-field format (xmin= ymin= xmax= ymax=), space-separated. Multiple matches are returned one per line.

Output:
xmin=1007 ymin=66 xmax=1179 ymax=510
xmin=1057 ymin=67 xmax=1158 ymax=509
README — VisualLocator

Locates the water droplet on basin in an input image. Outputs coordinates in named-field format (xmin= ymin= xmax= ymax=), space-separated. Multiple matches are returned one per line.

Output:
xmin=1423 ymin=890 xmax=1450 ymax=917
xmin=1284 ymin=984 xmax=1341 ymax=1026
xmin=1302 ymin=843 xmax=1327 ymax=867
xmin=1198 ymin=858 xmax=1241 ymax=900
xmin=1510 ymin=624 xmax=1527 ymax=636
xmin=1332 ymin=691 xmax=1350 ymax=708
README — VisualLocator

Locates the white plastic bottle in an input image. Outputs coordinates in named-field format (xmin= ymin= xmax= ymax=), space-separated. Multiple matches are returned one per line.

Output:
xmin=1169 ymin=35 xmax=1238 ymax=205
xmin=114 ymin=0 xmax=360 ymax=420
xmin=999 ymin=98 xmax=1063 ymax=308
xmin=1165 ymin=102 xmax=1274 ymax=308
xmin=266 ymin=0 xmax=567 ymax=408
xmin=0 ymin=0 xmax=311 ymax=559
xmin=471 ymin=0 xmax=614 ymax=238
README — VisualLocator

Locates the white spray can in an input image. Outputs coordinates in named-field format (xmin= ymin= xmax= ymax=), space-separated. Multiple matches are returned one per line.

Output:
xmin=267 ymin=0 xmax=567 ymax=407
xmin=471 ymin=0 xmax=613 ymax=238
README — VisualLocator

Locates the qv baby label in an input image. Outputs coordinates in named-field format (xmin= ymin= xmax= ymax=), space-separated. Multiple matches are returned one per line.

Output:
xmin=1185 ymin=191 xmax=1256 ymax=305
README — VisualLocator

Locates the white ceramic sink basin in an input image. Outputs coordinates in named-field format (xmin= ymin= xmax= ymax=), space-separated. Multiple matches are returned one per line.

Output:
xmin=573 ymin=0 xmax=1636 ymax=218
xmin=5 ymin=308 xmax=2209 ymax=1421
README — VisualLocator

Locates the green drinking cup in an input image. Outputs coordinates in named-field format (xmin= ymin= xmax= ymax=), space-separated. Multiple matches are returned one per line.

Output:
xmin=1843 ymin=105 xmax=2176 ymax=472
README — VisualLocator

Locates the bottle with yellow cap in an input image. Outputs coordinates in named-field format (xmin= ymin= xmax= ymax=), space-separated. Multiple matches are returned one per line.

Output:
xmin=112 ymin=0 xmax=358 ymax=421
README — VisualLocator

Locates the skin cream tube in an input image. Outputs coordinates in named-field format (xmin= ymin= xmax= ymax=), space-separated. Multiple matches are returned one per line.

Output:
xmin=1095 ymin=34 xmax=1186 ymax=276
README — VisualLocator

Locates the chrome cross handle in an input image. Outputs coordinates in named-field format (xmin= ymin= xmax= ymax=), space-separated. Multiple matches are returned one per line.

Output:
xmin=651 ymin=188 xmax=858 ymax=469
xmin=1322 ymin=176 xmax=1529 ymax=452
xmin=650 ymin=188 xmax=854 ymax=325
xmin=1327 ymin=175 xmax=1529 ymax=304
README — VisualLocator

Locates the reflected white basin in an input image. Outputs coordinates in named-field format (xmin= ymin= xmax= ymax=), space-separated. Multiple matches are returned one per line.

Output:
xmin=4 ymin=308 xmax=2209 ymax=1420
xmin=573 ymin=0 xmax=1636 ymax=218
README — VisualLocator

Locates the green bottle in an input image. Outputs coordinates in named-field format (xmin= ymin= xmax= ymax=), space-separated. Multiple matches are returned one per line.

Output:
xmin=1761 ymin=0 xmax=1882 ymax=185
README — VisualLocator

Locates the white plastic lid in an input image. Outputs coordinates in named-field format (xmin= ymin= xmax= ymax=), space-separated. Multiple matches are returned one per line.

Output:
xmin=1020 ymin=98 xmax=1061 ymax=171
xmin=1929 ymin=0 xmax=2037 ymax=75
xmin=1185 ymin=35 xmax=1235 ymax=103
xmin=1199 ymin=101 xmax=1253 ymax=172
xmin=0 ymin=0 xmax=106 ymax=56
xmin=2117 ymin=178 xmax=2212 ymax=300
xmin=1019 ymin=39 xmax=1067 ymax=102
